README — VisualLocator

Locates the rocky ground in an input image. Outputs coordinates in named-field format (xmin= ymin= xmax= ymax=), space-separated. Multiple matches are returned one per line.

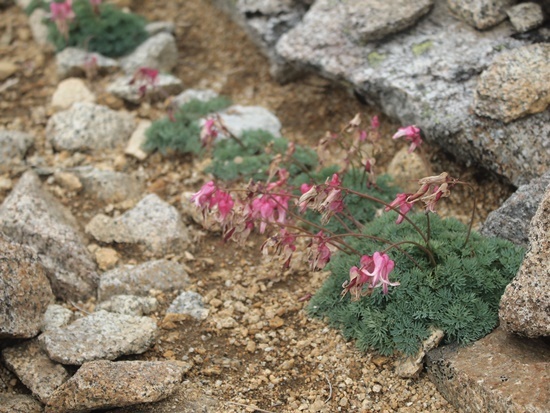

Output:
xmin=0 ymin=1 xmax=526 ymax=412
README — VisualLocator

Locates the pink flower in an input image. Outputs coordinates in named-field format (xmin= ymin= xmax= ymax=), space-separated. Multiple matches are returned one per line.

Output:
xmin=392 ymin=125 xmax=422 ymax=153
xmin=370 ymin=115 xmax=380 ymax=130
xmin=190 ymin=181 xmax=216 ymax=209
xmin=200 ymin=118 xmax=219 ymax=147
xmin=129 ymin=67 xmax=159 ymax=98
xmin=385 ymin=193 xmax=414 ymax=224
xmin=300 ymin=183 xmax=313 ymax=194
xmin=50 ymin=0 xmax=75 ymax=40
xmin=342 ymin=252 xmax=398 ymax=299
xmin=309 ymin=231 xmax=332 ymax=270
xmin=213 ymin=191 xmax=234 ymax=221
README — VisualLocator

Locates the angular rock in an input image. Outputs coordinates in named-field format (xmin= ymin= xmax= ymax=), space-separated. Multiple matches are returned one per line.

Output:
xmin=447 ymin=0 xmax=517 ymax=30
xmin=481 ymin=170 xmax=550 ymax=247
xmin=2 ymin=339 xmax=70 ymax=403
xmin=474 ymin=43 xmax=550 ymax=123
xmin=344 ymin=0 xmax=434 ymax=43
xmin=275 ymin=0 xmax=549 ymax=186
xmin=145 ymin=21 xmax=176 ymax=36
xmin=46 ymin=360 xmax=186 ymax=413
xmin=55 ymin=47 xmax=119 ymax=79
xmin=167 ymin=291 xmax=209 ymax=321
xmin=0 ymin=394 xmax=43 ymax=413
xmin=97 ymin=294 xmax=159 ymax=316
xmin=28 ymin=9 xmax=49 ymax=47
xmin=426 ymin=328 xmax=550 ymax=413
xmin=107 ymin=73 xmax=183 ymax=104
xmin=120 ymin=32 xmax=178 ymax=75
xmin=53 ymin=171 xmax=82 ymax=192
xmin=51 ymin=77 xmax=96 ymax=111
xmin=0 ymin=129 xmax=34 ymax=173
xmin=0 ymin=234 xmax=54 ymax=339
xmin=125 ymin=119 xmax=151 ymax=161
xmin=506 ymin=2 xmax=544 ymax=33
xmin=46 ymin=102 xmax=135 ymax=153
xmin=499 ymin=185 xmax=550 ymax=338
xmin=0 ymin=171 xmax=98 ymax=301
xmin=39 ymin=310 xmax=158 ymax=365
xmin=98 ymin=259 xmax=190 ymax=301
xmin=94 ymin=247 xmax=120 ymax=271
xmin=41 ymin=304 xmax=74 ymax=332
xmin=0 ymin=60 xmax=17 ymax=81
xmin=86 ymin=194 xmax=190 ymax=255
xmin=218 ymin=105 xmax=282 ymax=138
xmin=68 ymin=166 xmax=144 ymax=204
xmin=171 ymin=88 xmax=218 ymax=108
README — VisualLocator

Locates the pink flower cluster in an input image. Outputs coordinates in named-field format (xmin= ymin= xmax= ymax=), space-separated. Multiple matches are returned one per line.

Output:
xmin=129 ymin=67 xmax=159 ymax=98
xmin=385 ymin=172 xmax=455 ymax=224
xmin=299 ymin=174 xmax=344 ymax=224
xmin=50 ymin=0 xmax=75 ymax=40
xmin=342 ymin=251 xmax=399 ymax=299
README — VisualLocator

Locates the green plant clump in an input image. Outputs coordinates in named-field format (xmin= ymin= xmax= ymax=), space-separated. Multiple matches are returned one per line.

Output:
xmin=308 ymin=212 xmax=525 ymax=356
xmin=143 ymin=97 xmax=231 ymax=156
xmin=45 ymin=0 xmax=148 ymax=57
xmin=206 ymin=129 xmax=318 ymax=184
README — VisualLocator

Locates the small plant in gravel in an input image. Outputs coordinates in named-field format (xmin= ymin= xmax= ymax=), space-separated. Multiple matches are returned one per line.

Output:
xmin=143 ymin=97 xmax=231 ymax=156
xmin=29 ymin=0 xmax=148 ymax=57
xmin=190 ymin=112 xmax=525 ymax=356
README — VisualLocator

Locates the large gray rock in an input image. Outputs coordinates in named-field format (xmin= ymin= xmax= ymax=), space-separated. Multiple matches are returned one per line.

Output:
xmin=427 ymin=328 xmax=549 ymax=413
xmin=481 ymin=170 xmax=550 ymax=247
xmin=0 ymin=171 xmax=98 ymax=301
xmin=447 ymin=0 xmax=517 ymax=30
xmin=68 ymin=166 xmax=144 ymax=204
xmin=39 ymin=310 xmax=158 ymax=365
xmin=86 ymin=194 xmax=190 ymax=256
xmin=172 ymin=88 xmax=218 ymax=107
xmin=0 ymin=129 xmax=34 ymax=173
xmin=343 ymin=0 xmax=434 ymax=43
xmin=275 ymin=0 xmax=549 ymax=186
xmin=474 ymin=43 xmax=550 ymax=123
xmin=0 ymin=394 xmax=43 ymax=413
xmin=2 ymin=339 xmax=70 ymax=404
xmin=120 ymin=32 xmax=178 ymax=75
xmin=499 ymin=185 xmax=550 ymax=338
xmin=41 ymin=304 xmax=74 ymax=332
xmin=98 ymin=259 xmax=190 ymax=301
xmin=46 ymin=102 xmax=135 ymax=153
xmin=46 ymin=360 xmax=187 ymax=413
xmin=0 ymin=234 xmax=54 ymax=339
xmin=55 ymin=47 xmax=119 ymax=79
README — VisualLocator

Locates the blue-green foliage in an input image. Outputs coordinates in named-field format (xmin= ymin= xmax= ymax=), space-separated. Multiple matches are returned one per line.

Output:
xmin=206 ymin=129 xmax=318 ymax=184
xmin=43 ymin=0 xmax=148 ymax=57
xmin=308 ymin=212 xmax=524 ymax=356
xmin=143 ymin=97 xmax=231 ymax=156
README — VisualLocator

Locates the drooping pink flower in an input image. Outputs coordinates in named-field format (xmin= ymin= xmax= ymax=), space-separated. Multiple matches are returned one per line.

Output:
xmin=370 ymin=115 xmax=380 ymax=130
xmin=50 ymin=0 xmax=75 ymax=40
xmin=385 ymin=193 xmax=414 ymax=224
xmin=308 ymin=231 xmax=332 ymax=270
xmin=213 ymin=191 xmax=234 ymax=221
xmin=392 ymin=125 xmax=422 ymax=153
xmin=200 ymin=118 xmax=219 ymax=147
xmin=129 ymin=67 xmax=159 ymax=98
xmin=342 ymin=252 xmax=398 ymax=299
xmin=250 ymin=193 xmax=290 ymax=234
xmin=190 ymin=181 xmax=216 ymax=209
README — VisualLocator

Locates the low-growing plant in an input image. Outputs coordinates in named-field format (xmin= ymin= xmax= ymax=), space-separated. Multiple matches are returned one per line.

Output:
xmin=206 ymin=129 xmax=318 ymax=184
xmin=143 ymin=97 xmax=231 ymax=156
xmin=190 ymin=113 xmax=525 ymax=356
xmin=36 ymin=0 xmax=148 ymax=57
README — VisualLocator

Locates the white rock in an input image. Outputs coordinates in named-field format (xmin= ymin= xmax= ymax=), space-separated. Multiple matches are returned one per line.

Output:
xmin=218 ymin=105 xmax=282 ymax=138
xmin=120 ymin=32 xmax=178 ymax=75
xmin=107 ymin=73 xmax=183 ymax=104
xmin=125 ymin=119 xmax=151 ymax=160
xmin=51 ymin=78 xmax=96 ymax=111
